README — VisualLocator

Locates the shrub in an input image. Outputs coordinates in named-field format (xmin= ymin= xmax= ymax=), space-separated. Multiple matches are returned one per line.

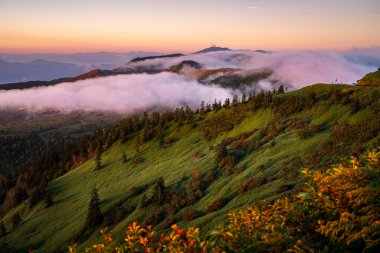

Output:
xmin=130 ymin=186 xmax=143 ymax=197
xmin=206 ymin=198 xmax=226 ymax=213
xmin=183 ymin=209 xmax=203 ymax=221
xmin=132 ymin=156 xmax=142 ymax=165
xmin=236 ymin=177 xmax=267 ymax=194
xmin=142 ymin=208 xmax=166 ymax=227
xmin=78 ymin=151 xmax=380 ymax=253
xmin=308 ymin=123 xmax=322 ymax=133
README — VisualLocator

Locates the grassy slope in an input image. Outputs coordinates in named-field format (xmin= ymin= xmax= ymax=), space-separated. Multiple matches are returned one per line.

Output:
xmin=1 ymin=84 xmax=379 ymax=252
xmin=357 ymin=70 xmax=380 ymax=85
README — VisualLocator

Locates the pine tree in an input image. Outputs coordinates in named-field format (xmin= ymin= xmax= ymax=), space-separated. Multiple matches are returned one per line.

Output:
xmin=241 ymin=94 xmax=247 ymax=104
xmin=199 ymin=101 xmax=206 ymax=114
xmin=216 ymin=141 xmax=228 ymax=163
xmin=0 ymin=222 xmax=6 ymax=237
xmin=224 ymin=98 xmax=231 ymax=108
xmin=121 ymin=153 xmax=128 ymax=163
xmin=135 ymin=136 xmax=142 ymax=153
xmin=152 ymin=177 xmax=166 ymax=204
xmin=12 ymin=213 xmax=21 ymax=228
xmin=232 ymin=95 xmax=239 ymax=107
xmin=94 ymin=147 xmax=102 ymax=170
xmin=86 ymin=187 xmax=102 ymax=230
xmin=142 ymin=119 xmax=152 ymax=142
xmin=44 ymin=193 xmax=53 ymax=207
xmin=159 ymin=135 xmax=165 ymax=150
xmin=278 ymin=85 xmax=285 ymax=94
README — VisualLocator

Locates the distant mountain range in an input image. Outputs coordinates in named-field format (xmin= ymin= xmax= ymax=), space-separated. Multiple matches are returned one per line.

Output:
xmin=1 ymin=47 xmax=277 ymax=89
xmin=0 ymin=59 xmax=86 ymax=84
xmin=0 ymin=52 xmax=161 ymax=84
xmin=192 ymin=46 xmax=231 ymax=54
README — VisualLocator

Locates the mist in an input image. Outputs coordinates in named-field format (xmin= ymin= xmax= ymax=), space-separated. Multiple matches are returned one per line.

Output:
xmin=0 ymin=72 xmax=233 ymax=112
xmin=123 ymin=49 xmax=378 ymax=88
xmin=0 ymin=48 xmax=378 ymax=113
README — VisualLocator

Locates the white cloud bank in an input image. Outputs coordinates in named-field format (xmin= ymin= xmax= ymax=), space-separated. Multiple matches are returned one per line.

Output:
xmin=0 ymin=49 xmax=378 ymax=113
xmin=0 ymin=73 xmax=232 ymax=112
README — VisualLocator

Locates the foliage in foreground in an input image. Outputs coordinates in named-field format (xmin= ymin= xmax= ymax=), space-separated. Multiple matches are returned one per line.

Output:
xmin=71 ymin=151 xmax=379 ymax=252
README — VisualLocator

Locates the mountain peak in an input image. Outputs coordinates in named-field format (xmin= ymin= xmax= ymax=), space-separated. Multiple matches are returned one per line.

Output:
xmin=192 ymin=46 xmax=231 ymax=54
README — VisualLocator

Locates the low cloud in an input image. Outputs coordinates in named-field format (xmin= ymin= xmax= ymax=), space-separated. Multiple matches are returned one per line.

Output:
xmin=0 ymin=48 xmax=378 ymax=113
xmin=0 ymin=73 xmax=233 ymax=112
xmin=122 ymin=49 xmax=379 ymax=88
xmin=248 ymin=6 xmax=262 ymax=10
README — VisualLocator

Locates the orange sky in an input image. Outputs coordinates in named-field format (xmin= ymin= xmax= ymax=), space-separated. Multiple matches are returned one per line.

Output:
xmin=0 ymin=0 xmax=379 ymax=53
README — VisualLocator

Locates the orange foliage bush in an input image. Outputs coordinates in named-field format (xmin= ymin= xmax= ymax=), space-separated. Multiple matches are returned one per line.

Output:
xmin=70 ymin=151 xmax=379 ymax=253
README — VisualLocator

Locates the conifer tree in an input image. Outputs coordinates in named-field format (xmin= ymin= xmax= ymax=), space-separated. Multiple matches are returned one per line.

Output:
xmin=224 ymin=98 xmax=231 ymax=108
xmin=199 ymin=101 xmax=206 ymax=114
xmin=0 ymin=222 xmax=6 ymax=237
xmin=241 ymin=93 xmax=247 ymax=104
xmin=216 ymin=141 xmax=228 ymax=162
xmin=94 ymin=148 xmax=102 ymax=170
xmin=135 ymin=136 xmax=142 ymax=153
xmin=142 ymin=119 xmax=152 ymax=142
xmin=277 ymin=85 xmax=285 ymax=94
xmin=12 ymin=213 xmax=21 ymax=228
xmin=232 ymin=95 xmax=239 ymax=107
xmin=153 ymin=177 xmax=166 ymax=204
xmin=121 ymin=153 xmax=128 ymax=163
xmin=86 ymin=187 xmax=102 ymax=230
xmin=44 ymin=193 xmax=53 ymax=207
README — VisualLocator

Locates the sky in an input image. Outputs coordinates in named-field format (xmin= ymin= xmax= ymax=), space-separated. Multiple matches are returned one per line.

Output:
xmin=0 ymin=0 xmax=379 ymax=53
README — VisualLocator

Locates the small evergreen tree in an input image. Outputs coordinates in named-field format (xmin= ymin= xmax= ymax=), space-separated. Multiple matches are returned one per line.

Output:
xmin=224 ymin=98 xmax=231 ymax=108
xmin=44 ymin=193 xmax=53 ymax=207
xmin=152 ymin=177 xmax=166 ymax=204
xmin=241 ymin=94 xmax=247 ymax=104
xmin=232 ymin=95 xmax=239 ymax=107
xmin=216 ymin=141 xmax=228 ymax=163
xmin=94 ymin=148 xmax=102 ymax=171
xmin=121 ymin=153 xmax=128 ymax=163
xmin=199 ymin=101 xmax=206 ymax=114
xmin=278 ymin=85 xmax=285 ymax=94
xmin=0 ymin=222 xmax=6 ymax=237
xmin=86 ymin=187 xmax=102 ymax=230
xmin=135 ymin=136 xmax=142 ymax=153
xmin=142 ymin=120 xmax=152 ymax=142
xmin=12 ymin=213 xmax=21 ymax=228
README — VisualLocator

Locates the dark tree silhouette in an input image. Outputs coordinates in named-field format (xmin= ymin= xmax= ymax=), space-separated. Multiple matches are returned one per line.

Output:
xmin=86 ymin=187 xmax=102 ymax=230
xmin=216 ymin=141 xmax=228 ymax=162
xmin=94 ymin=148 xmax=102 ymax=171
xmin=0 ymin=222 xmax=6 ymax=237
xmin=11 ymin=213 xmax=21 ymax=228
xmin=278 ymin=85 xmax=285 ymax=94
xmin=224 ymin=98 xmax=231 ymax=108
xmin=232 ymin=95 xmax=239 ymax=107
xmin=152 ymin=177 xmax=166 ymax=204
xmin=135 ymin=136 xmax=142 ymax=153
xmin=44 ymin=193 xmax=53 ymax=207
xmin=121 ymin=153 xmax=128 ymax=163
xmin=199 ymin=101 xmax=206 ymax=114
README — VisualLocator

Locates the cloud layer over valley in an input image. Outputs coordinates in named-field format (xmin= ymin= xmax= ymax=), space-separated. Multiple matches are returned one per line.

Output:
xmin=0 ymin=48 xmax=378 ymax=113
xmin=0 ymin=73 xmax=232 ymax=112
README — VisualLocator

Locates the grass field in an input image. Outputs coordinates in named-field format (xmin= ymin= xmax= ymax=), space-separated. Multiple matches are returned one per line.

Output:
xmin=1 ymin=84 xmax=379 ymax=252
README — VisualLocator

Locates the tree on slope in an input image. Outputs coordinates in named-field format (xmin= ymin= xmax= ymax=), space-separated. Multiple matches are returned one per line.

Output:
xmin=86 ymin=187 xmax=103 ymax=230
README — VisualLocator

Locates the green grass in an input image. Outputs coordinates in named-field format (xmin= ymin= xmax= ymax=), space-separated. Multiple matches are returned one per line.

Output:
xmin=1 ymin=84 xmax=379 ymax=252
xmin=357 ymin=70 xmax=380 ymax=85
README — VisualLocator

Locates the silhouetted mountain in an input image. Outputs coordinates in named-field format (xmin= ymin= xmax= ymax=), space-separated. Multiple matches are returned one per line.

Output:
xmin=0 ymin=69 xmax=114 ymax=90
xmin=192 ymin=46 xmax=231 ymax=54
xmin=0 ymin=51 xmax=161 ymax=69
xmin=168 ymin=60 xmax=203 ymax=72
xmin=129 ymin=53 xmax=184 ymax=63
xmin=0 ymin=59 xmax=86 ymax=84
